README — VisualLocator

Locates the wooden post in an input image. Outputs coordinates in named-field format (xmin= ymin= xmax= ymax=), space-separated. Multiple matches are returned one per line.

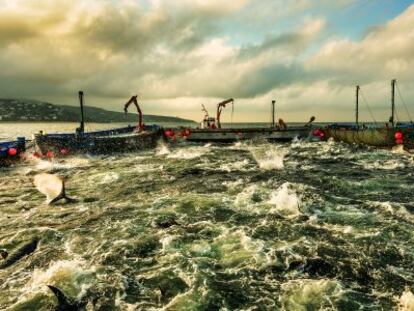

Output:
xmin=391 ymin=79 xmax=396 ymax=128
xmin=356 ymin=85 xmax=360 ymax=127
xmin=271 ymin=100 xmax=275 ymax=127
xmin=78 ymin=91 xmax=85 ymax=133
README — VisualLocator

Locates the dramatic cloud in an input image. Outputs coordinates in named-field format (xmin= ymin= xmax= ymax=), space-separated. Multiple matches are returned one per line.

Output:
xmin=307 ymin=4 xmax=414 ymax=83
xmin=0 ymin=0 xmax=413 ymax=122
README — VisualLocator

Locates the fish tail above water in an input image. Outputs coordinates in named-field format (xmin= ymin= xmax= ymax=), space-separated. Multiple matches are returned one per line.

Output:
xmin=48 ymin=180 xmax=77 ymax=205
xmin=47 ymin=285 xmax=72 ymax=308
xmin=0 ymin=249 xmax=8 ymax=259
xmin=47 ymin=285 xmax=86 ymax=311
xmin=0 ymin=237 xmax=39 ymax=269
xmin=33 ymin=174 xmax=77 ymax=205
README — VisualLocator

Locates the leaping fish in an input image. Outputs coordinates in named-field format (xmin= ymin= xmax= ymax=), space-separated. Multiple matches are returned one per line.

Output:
xmin=33 ymin=173 xmax=76 ymax=204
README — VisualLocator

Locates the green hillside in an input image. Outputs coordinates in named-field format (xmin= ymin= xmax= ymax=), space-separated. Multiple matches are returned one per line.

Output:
xmin=0 ymin=99 xmax=195 ymax=123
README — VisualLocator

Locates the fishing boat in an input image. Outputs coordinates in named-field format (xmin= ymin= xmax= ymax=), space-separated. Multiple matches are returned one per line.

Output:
xmin=165 ymin=99 xmax=316 ymax=143
xmin=33 ymin=92 xmax=163 ymax=156
xmin=313 ymin=80 xmax=414 ymax=149
xmin=0 ymin=138 xmax=26 ymax=165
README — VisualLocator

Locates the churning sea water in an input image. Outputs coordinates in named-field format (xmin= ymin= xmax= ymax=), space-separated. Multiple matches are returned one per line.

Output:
xmin=1 ymin=123 xmax=414 ymax=310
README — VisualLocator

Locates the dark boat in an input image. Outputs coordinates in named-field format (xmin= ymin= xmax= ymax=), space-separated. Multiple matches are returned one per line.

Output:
xmin=181 ymin=126 xmax=313 ymax=143
xmin=0 ymin=138 xmax=26 ymax=165
xmin=33 ymin=92 xmax=163 ymax=156
xmin=166 ymin=99 xmax=315 ymax=143
xmin=322 ymin=123 xmax=414 ymax=149
xmin=314 ymin=80 xmax=414 ymax=149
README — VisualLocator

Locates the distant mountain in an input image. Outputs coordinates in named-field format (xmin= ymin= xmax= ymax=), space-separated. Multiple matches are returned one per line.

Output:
xmin=0 ymin=99 xmax=195 ymax=123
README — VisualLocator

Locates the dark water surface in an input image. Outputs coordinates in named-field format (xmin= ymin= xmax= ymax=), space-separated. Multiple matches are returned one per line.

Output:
xmin=1 ymin=137 xmax=414 ymax=310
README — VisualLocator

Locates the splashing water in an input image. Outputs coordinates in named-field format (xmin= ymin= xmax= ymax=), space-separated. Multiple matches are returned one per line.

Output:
xmin=268 ymin=183 xmax=302 ymax=218
xmin=1 ymin=135 xmax=414 ymax=310
xmin=250 ymin=145 xmax=286 ymax=170
xmin=399 ymin=288 xmax=414 ymax=311
xmin=156 ymin=141 xmax=171 ymax=156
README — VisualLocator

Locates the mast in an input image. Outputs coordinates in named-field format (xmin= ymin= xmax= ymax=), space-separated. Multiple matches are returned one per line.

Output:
xmin=271 ymin=99 xmax=275 ymax=127
xmin=355 ymin=85 xmax=360 ymax=127
xmin=391 ymin=79 xmax=396 ymax=127
xmin=78 ymin=91 xmax=85 ymax=133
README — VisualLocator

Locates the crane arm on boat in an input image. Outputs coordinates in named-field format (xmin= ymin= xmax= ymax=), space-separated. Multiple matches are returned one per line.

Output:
xmin=216 ymin=98 xmax=234 ymax=129
xmin=124 ymin=95 xmax=144 ymax=132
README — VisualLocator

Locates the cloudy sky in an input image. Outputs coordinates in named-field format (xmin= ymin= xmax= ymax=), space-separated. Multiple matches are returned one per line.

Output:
xmin=1 ymin=0 xmax=413 ymax=122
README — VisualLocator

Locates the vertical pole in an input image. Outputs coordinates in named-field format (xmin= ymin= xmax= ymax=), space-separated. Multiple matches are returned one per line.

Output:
xmin=78 ymin=91 xmax=85 ymax=133
xmin=356 ymin=85 xmax=360 ymax=127
xmin=391 ymin=79 xmax=396 ymax=128
xmin=271 ymin=100 xmax=275 ymax=127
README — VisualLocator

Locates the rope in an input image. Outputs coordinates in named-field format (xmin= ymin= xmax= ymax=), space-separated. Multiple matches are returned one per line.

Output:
xmin=396 ymin=83 xmax=413 ymax=122
xmin=231 ymin=101 xmax=234 ymax=128
xmin=359 ymin=88 xmax=379 ymax=126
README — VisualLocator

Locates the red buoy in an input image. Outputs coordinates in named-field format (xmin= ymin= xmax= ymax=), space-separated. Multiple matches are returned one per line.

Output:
xmin=46 ymin=150 xmax=54 ymax=158
xmin=180 ymin=129 xmax=190 ymax=137
xmin=313 ymin=129 xmax=323 ymax=137
xmin=165 ymin=130 xmax=175 ymax=138
xmin=395 ymin=132 xmax=403 ymax=140
xmin=7 ymin=148 xmax=17 ymax=156
xmin=33 ymin=152 xmax=41 ymax=158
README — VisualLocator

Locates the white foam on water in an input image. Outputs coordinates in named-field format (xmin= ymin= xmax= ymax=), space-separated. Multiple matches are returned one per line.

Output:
xmin=190 ymin=241 xmax=212 ymax=255
xmin=268 ymin=183 xmax=302 ymax=219
xmin=361 ymin=159 xmax=405 ymax=170
xmin=234 ymin=184 xmax=259 ymax=208
xmin=28 ymin=259 xmax=92 ymax=290
xmin=167 ymin=147 xmax=208 ymax=160
xmin=33 ymin=157 xmax=91 ymax=171
xmin=399 ymin=287 xmax=414 ymax=311
xmin=219 ymin=159 xmax=249 ymax=172
xmin=212 ymin=229 xmax=268 ymax=271
xmin=89 ymin=172 xmax=120 ymax=184
xmin=392 ymin=145 xmax=409 ymax=155
xmin=133 ymin=163 xmax=164 ymax=173
xmin=223 ymin=179 xmax=244 ymax=193
xmin=250 ymin=145 xmax=286 ymax=170
xmin=160 ymin=234 xmax=179 ymax=252
xmin=156 ymin=141 xmax=171 ymax=156
xmin=280 ymin=279 xmax=343 ymax=310
xmin=11 ymin=259 xmax=95 ymax=308
xmin=368 ymin=201 xmax=395 ymax=214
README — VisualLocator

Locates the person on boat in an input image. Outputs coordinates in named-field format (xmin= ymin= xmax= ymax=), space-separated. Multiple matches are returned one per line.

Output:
xmin=278 ymin=118 xmax=287 ymax=130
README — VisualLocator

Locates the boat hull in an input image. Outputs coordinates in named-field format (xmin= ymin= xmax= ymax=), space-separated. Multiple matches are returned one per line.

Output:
xmin=34 ymin=129 xmax=163 ymax=155
xmin=182 ymin=127 xmax=312 ymax=143
xmin=324 ymin=127 xmax=414 ymax=148
xmin=0 ymin=138 xmax=26 ymax=165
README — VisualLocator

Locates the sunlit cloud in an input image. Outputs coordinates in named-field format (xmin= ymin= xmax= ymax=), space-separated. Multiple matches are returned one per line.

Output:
xmin=0 ymin=0 xmax=413 ymax=122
